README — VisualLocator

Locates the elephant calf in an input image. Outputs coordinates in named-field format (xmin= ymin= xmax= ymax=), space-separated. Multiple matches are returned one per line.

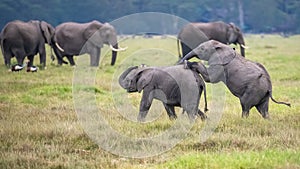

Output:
xmin=179 ymin=40 xmax=290 ymax=119
xmin=119 ymin=64 xmax=208 ymax=122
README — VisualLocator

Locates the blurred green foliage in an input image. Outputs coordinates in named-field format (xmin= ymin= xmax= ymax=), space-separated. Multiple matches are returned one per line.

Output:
xmin=0 ymin=0 xmax=300 ymax=33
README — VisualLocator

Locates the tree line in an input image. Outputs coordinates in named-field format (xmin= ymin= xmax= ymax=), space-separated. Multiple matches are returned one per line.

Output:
xmin=1 ymin=0 xmax=300 ymax=34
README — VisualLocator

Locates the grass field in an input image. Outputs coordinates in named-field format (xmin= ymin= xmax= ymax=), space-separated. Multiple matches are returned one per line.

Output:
xmin=0 ymin=34 xmax=299 ymax=168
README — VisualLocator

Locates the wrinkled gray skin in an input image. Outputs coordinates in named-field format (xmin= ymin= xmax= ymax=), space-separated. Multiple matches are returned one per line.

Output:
xmin=54 ymin=21 xmax=120 ymax=66
xmin=119 ymin=65 xmax=208 ymax=122
xmin=177 ymin=21 xmax=246 ymax=58
xmin=0 ymin=20 xmax=56 ymax=68
xmin=178 ymin=40 xmax=290 ymax=119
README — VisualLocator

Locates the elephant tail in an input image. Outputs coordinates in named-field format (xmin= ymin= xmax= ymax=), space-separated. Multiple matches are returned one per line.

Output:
xmin=269 ymin=90 xmax=291 ymax=107
xmin=200 ymin=80 xmax=208 ymax=112
xmin=177 ymin=38 xmax=181 ymax=58
xmin=203 ymin=84 xmax=208 ymax=112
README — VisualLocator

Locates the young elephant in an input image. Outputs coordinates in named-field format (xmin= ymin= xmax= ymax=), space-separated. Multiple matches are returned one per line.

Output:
xmin=178 ymin=40 xmax=290 ymax=119
xmin=118 ymin=65 xmax=208 ymax=122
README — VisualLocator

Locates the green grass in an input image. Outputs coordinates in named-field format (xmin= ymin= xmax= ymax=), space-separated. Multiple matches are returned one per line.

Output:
xmin=0 ymin=35 xmax=299 ymax=168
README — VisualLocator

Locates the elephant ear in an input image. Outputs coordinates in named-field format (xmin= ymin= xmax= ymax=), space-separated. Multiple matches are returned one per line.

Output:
xmin=40 ymin=21 xmax=54 ymax=44
xmin=83 ymin=21 xmax=102 ymax=40
xmin=209 ymin=41 xmax=236 ymax=65
xmin=137 ymin=69 xmax=154 ymax=93
xmin=83 ymin=21 xmax=104 ymax=47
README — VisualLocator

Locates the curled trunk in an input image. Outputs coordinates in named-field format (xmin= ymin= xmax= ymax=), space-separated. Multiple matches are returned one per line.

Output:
xmin=118 ymin=66 xmax=138 ymax=88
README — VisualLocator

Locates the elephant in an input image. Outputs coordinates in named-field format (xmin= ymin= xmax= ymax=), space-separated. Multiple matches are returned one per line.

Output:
xmin=178 ymin=40 xmax=290 ymax=119
xmin=118 ymin=64 xmax=208 ymax=122
xmin=53 ymin=21 xmax=127 ymax=66
xmin=0 ymin=20 xmax=62 ymax=71
xmin=177 ymin=21 xmax=247 ymax=58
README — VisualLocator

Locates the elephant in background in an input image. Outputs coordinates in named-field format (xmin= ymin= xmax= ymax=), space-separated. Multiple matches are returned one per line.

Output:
xmin=119 ymin=64 xmax=208 ymax=122
xmin=53 ymin=21 xmax=127 ymax=66
xmin=177 ymin=21 xmax=247 ymax=58
xmin=178 ymin=40 xmax=290 ymax=119
xmin=0 ymin=20 xmax=62 ymax=71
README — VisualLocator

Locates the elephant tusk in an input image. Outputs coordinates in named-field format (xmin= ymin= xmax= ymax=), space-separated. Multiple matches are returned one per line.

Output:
xmin=110 ymin=44 xmax=128 ymax=52
xmin=55 ymin=42 xmax=65 ymax=52
xmin=241 ymin=44 xmax=249 ymax=49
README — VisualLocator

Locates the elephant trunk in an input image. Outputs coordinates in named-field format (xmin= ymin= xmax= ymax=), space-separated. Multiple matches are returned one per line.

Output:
xmin=111 ymin=43 xmax=118 ymax=66
xmin=50 ymin=37 xmax=67 ymax=64
xmin=177 ymin=50 xmax=197 ymax=64
xmin=119 ymin=66 xmax=138 ymax=89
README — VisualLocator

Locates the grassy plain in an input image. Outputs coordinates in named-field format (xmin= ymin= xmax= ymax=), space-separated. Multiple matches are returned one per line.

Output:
xmin=0 ymin=35 xmax=299 ymax=168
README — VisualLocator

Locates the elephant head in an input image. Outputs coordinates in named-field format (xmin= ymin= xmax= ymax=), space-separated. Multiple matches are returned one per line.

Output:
xmin=29 ymin=20 xmax=58 ymax=67
xmin=180 ymin=40 xmax=235 ymax=62
xmin=39 ymin=21 xmax=55 ymax=45
xmin=178 ymin=40 xmax=235 ymax=82
xmin=85 ymin=21 xmax=127 ymax=65
xmin=227 ymin=23 xmax=247 ymax=57
xmin=119 ymin=65 xmax=153 ymax=93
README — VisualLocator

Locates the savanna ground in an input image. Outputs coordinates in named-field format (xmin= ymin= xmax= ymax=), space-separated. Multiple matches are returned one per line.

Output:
xmin=0 ymin=35 xmax=299 ymax=169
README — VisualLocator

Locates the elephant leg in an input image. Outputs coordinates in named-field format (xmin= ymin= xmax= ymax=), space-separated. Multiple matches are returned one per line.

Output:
xmin=255 ymin=98 xmax=270 ymax=119
xmin=38 ymin=46 xmax=46 ymax=67
xmin=16 ymin=56 xmax=25 ymax=66
xmin=138 ymin=89 xmax=153 ymax=122
xmin=197 ymin=109 xmax=207 ymax=121
xmin=240 ymin=95 xmax=254 ymax=118
xmin=89 ymin=48 xmax=100 ymax=67
xmin=239 ymin=87 xmax=265 ymax=118
xmin=163 ymin=103 xmax=177 ymax=120
xmin=27 ymin=55 xmax=34 ymax=67
xmin=3 ymin=51 xmax=12 ymax=67
xmin=185 ymin=107 xmax=198 ymax=123
xmin=2 ymin=44 xmax=13 ymax=67
xmin=240 ymin=95 xmax=251 ymax=118
xmin=95 ymin=48 xmax=101 ymax=66
xmin=53 ymin=48 xmax=67 ymax=65
xmin=12 ymin=49 xmax=26 ymax=65
xmin=66 ymin=55 xmax=75 ymax=66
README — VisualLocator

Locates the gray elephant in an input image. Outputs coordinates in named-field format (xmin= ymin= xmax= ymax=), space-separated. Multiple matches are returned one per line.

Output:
xmin=178 ymin=40 xmax=290 ymax=119
xmin=118 ymin=64 xmax=208 ymax=122
xmin=177 ymin=21 xmax=247 ymax=58
xmin=53 ymin=21 xmax=127 ymax=66
xmin=0 ymin=20 xmax=62 ymax=71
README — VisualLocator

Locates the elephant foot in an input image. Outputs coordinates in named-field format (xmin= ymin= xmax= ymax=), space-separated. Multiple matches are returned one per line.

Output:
xmin=261 ymin=112 xmax=270 ymax=119
xmin=11 ymin=64 xmax=23 ymax=72
xmin=137 ymin=116 xmax=146 ymax=123
xmin=27 ymin=66 xmax=38 ymax=72
xmin=197 ymin=110 xmax=207 ymax=121
xmin=168 ymin=114 xmax=177 ymax=120
xmin=242 ymin=111 xmax=249 ymax=118
xmin=137 ymin=111 xmax=147 ymax=123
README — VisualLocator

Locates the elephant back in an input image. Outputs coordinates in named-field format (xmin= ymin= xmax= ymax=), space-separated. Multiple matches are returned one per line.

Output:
xmin=162 ymin=65 xmax=200 ymax=109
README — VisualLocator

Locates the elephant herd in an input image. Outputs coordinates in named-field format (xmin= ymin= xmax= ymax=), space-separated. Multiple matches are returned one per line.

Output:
xmin=1 ymin=19 xmax=290 ymax=120
xmin=118 ymin=21 xmax=290 ymax=121
xmin=0 ymin=20 xmax=126 ymax=71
